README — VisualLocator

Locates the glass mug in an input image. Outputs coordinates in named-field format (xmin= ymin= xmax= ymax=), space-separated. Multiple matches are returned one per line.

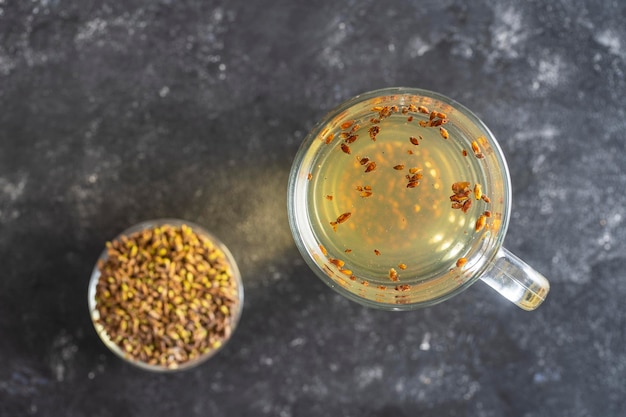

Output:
xmin=287 ymin=87 xmax=549 ymax=311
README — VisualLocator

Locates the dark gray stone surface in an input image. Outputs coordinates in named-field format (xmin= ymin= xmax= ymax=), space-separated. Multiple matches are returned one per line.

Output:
xmin=1 ymin=0 xmax=625 ymax=415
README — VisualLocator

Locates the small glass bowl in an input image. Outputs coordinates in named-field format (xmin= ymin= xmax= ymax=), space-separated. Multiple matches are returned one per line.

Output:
xmin=88 ymin=219 xmax=244 ymax=372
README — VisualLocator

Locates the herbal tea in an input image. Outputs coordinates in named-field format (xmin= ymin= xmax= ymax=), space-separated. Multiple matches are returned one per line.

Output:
xmin=302 ymin=101 xmax=502 ymax=290
xmin=289 ymin=88 xmax=548 ymax=310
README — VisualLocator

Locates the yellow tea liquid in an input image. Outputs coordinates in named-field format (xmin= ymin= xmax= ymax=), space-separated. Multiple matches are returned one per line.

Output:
xmin=305 ymin=106 xmax=497 ymax=286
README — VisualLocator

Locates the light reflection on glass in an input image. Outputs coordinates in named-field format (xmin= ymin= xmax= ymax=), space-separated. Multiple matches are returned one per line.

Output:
xmin=431 ymin=233 xmax=444 ymax=243
xmin=439 ymin=239 xmax=453 ymax=251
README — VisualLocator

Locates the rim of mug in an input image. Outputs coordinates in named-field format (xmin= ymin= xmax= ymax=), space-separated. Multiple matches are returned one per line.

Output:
xmin=287 ymin=87 xmax=512 ymax=310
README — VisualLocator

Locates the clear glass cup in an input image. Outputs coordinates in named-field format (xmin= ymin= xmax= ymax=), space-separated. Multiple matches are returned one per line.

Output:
xmin=287 ymin=87 xmax=549 ymax=311
xmin=88 ymin=219 xmax=244 ymax=371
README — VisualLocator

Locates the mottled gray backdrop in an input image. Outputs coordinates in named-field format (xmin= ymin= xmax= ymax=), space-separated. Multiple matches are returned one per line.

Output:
xmin=1 ymin=0 xmax=625 ymax=416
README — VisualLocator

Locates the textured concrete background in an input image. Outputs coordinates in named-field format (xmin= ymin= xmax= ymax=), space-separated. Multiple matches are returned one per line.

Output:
xmin=1 ymin=0 xmax=625 ymax=416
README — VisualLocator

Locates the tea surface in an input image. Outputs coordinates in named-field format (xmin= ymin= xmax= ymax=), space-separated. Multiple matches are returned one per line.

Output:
xmin=307 ymin=109 xmax=493 ymax=285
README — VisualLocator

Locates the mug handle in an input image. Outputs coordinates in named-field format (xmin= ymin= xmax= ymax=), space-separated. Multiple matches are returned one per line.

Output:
xmin=479 ymin=247 xmax=550 ymax=311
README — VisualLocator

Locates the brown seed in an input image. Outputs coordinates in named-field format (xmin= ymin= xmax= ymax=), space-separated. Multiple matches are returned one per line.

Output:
xmin=339 ymin=132 xmax=350 ymax=139
xmin=409 ymin=136 xmax=419 ymax=145
xmin=344 ymin=249 xmax=352 ymax=254
xmin=474 ymin=184 xmax=482 ymax=200
xmin=407 ymin=149 xmax=414 ymax=155
xmin=429 ymin=110 xmax=437 ymax=120
xmin=462 ymin=149 xmax=468 ymax=157
xmin=390 ymin=105 xmax=399 ymax=113
xmin=418 ymin=120 xmax=428 ymax=127
xmin=436 ymin=112 xmax=447 ymax=119
xmin=325 ymin=195 xmax=333 ymax=201
xmin=336 ymin=212 xmax=352 ymax=224
xmin=393 ymin=164 xmax=405 ymax=170
xmin=307 ymin=173 xmax=312 ymax=181
xmin=358 ymin=156 xmax=370 ymax=165
xmin=395 ymin=284 xmax=411 ymax=292
xmin=406 ymin=181 xmax=420 ymax=188
xmin=389 ymin=268 xmax=399 ymax=281
xmin=349 ymin=275 xmax=356 ymax=281
xmin=377 ymin=285 xmax=387 ymax=290
xmin=350 ymin=124 xmax=360 ymax=133
xmin=456 ymin=257 xmax=468 ymax=268
xmin=429 ymin=119 xmax=444 ymax=127
xmin=475 ymin=153 xmax=485 ymax=159
xmin=461 ymin=199 xmax=473 ymax=213
xmin=417 ymin=105 xmax=429 ymax=114
xmin=407 ymin=116 xmax=414 ymax=122
xmin=360 ymin=191 xmax=373 ymax=198
xmin=364 ymin=185 xmax=372 ymax=190
xmin=345 ymin=135 xmax=358 ymax=144
xmin=471 ymin=141 xmax=480 ymax=154
xmin=408 ymin=167 xmax=421 ymax=174
xmin=324 ymin=133 xmax=334 ymax=144
xmin=452 ymin=181 xmax=471 ymax=194
xmin=481 ymin=195 xmax=491 ymax=203
xmin=475 ymin=214 xmax=487 ymax=231
xmin=361 ymin=280 xmax=369 ymax=286
xmin=398 ymin=263 xmax=407 ymax=270
xmin=408 ymin=104 xmax=418 ymax=112
xmin=365 ymin=161 xmax=377 ymax=172
xmin=370 ymin=117 xmax=381 ymax=124
xmin=379 ymin=106 xmax=391 ymax=118
xmin=374 ymin=249 xmax=381 ymax=256
xmin=341 ymin=143 xmax=351 ymax=154
xmin=340 ymin=120 xmax=354 ymax=130
xmin=439 ymin=127 xmax=449 ymax=139
xmin=401 ymin=107 xmax=409 ymax=114
xmin=329 ymin=221 xmax=337 ymax=231
xmin=369 ymin=126 xmax=380 ymax=140
xmin=450 ymin=194 xmax=469 ymax=202
xmin=319 ymin=245 xmax=328 ymax=256
xmin=329 ymin=258 xmax=345 ymax=268
xmin=451 ymin=202 xmax=463 ymax=209
xmin=355 ymin=185 xmax=364 ymax=191
xmin=484 ymin=210 xmax=492 ymax=217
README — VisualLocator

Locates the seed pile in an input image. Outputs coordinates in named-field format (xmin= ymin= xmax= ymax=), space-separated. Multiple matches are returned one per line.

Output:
xmin=94 ymin=224 xmax=239 ymax=369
